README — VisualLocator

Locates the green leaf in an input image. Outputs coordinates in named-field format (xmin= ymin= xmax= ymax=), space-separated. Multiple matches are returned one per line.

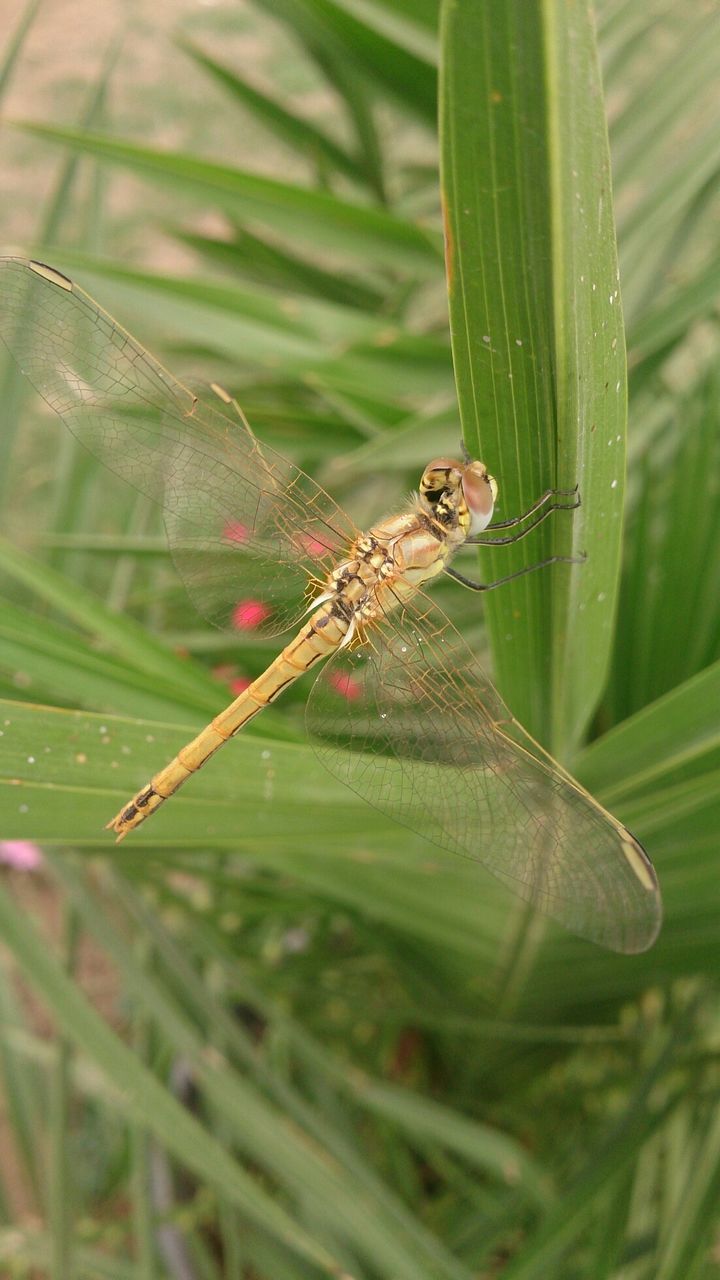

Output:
xmin=16 ymin=123 xmax=443 ymax=275
xmin=23 ymin=250 xmax=451 ymax=409
xmin=627 ymin=249 xmax=720 ymax=365
xmin=0 ymin=32 xmax=120 ymax=509
xmin=251 ymin=0 xmax=389 ymax=201
xmin=0 ymin=698 xmax=513 ymax=970
xmin=522 ymin=663 xmax=720 ymax=1013
xmin=45 ymin=856 xmax=473 ymax=1280
xmin=498 ymin=1024 xmax=687 ymax=1280
xmin=609 ymin=5 xmax=720 ymax=323
xmin=334 ymin=1073 xmax=554 ymax=1208
xmin=0 ymin=876 xmax=348 ymax=1277
xmin=653 ymin=1106 xmax=720 ymax=1279
xmin=177 ymin=226 xmax=386 ymax=311
xmin=0 ymin=965 xmax=45 ymax=1205
xmin=578 ymin=661 xmax=720 ymax=815
xmin=0 ymin=537 xmax=223 ymax=712
xmin=176 ymin=37 xmax=369 ymax=191
xmin=607 ymin=366 xmax=720 ymax=720
xmin=366 ymin=0 xmax=438 ymax=34
xmin=440 ymin=0 xmax=626 ymax=754
xmin=0 ymin=597 xmax=220 ymax=722
xmin=33 ymin=248 xmax=373 ymax=365
xmin=255 ymin=0 xmax=438 ymax=124
xmin=0 ymin=0 xmax=42 ymax=97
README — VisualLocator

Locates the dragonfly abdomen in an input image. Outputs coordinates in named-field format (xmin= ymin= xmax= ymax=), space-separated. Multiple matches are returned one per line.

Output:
xmin=106 ymin=603 xmax=346 ymax=840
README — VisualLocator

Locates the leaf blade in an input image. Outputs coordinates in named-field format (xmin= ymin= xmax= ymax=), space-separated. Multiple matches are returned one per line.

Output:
xmin=440 ymin=0 xmax=626 ymax=754
xmin=15 ymin=123 xmax=443 ymax=275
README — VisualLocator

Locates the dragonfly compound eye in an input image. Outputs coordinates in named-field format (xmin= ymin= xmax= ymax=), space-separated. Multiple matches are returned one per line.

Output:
xmin=461 ymin=461 xmax=497 ymax=534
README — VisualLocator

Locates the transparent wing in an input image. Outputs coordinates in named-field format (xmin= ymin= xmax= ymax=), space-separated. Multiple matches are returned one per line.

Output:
xmin=306 ymin=590 xmax=662 ymax=953
xmin=0 ymin=257 xmax=358 ymax=636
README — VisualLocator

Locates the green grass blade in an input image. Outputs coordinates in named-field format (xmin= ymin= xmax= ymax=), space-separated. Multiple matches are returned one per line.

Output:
xmin=0 ymin=538 xmax=223 ymax=710
xmin=520 ymin=662 xmax=720 ymax=1010
xmin=22 ymin=251 xmax=451 ymax=408
xmin=323 ymin=1073 xmax=553 ymax=1208
xmin=627 ymin=250 xmax=720 ymax=365
xmin=307 ymin=39 xmax=387 ymax=204
xmin=48 ymin=903 xmax=79 ymax=1280
xmin=255 ymin=0 xmax=438 ymax=124
xmin=654 ymin=1106 xmax=720 ymax=1280
xmin=609 ymin=9 xmax=720 ymax=191
xmin=440 ymin=0 xmax=626 ymax=753
xmin=0 ymin=1232 xmax=138 ymax=1278
xmin=32 ymin=248 xmax=373 ymax=361
xmin=0 ymin=0 xmax=42 ymax=97
xmin=606 ymin=6 xmax=720 ymax=322
xmin=250 ymin=0 xmax=389 ymax=201
xmin=0 ymin=877 xmax=348 ymax=1277
xmin=128 ymin=942 xmax=158 ymax=1280
xmin=607 ymin=366 xmax=720 ymax=720
xmin=37 ymin=32 xmax=124 ymax=249
xmin=542 ymin=2 xmax=627 ymax=752
xmin=577 ymin=661 xmax=720 ymax=810
xmin=0 ymin=699 xmax=508 ymax=970
xmin=5 ymin=661 xmax=714 ymax=979
xmin=0 ymin=965 xmax=45 ymax=1206
xmin=47 ymin=858 xmax=473 ymax=1280
xmin=366 ymin=0 xmax=438 ymax=33
xmin=176 ymin=37 xmax=368 ymax=190
xmin=498 ymin=1027 xmax=686 ymax=1279
xmin=177 ymin=227 xmax=386 ymax=311
xmin=0 ymin=597 xmax=221 ymax=721
xmin=0 ymin=35 xmax=121 ymax=512
xmin=15 ymin=123 xmax=442 ymax=274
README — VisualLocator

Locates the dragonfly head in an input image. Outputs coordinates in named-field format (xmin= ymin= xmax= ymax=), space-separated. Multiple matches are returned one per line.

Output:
xmin=419 ymin=457 xmax=498 ymax=535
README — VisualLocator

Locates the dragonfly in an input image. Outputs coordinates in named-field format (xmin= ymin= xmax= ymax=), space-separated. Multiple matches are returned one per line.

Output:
xmin=0 ymin=257 xmax=661 ymax=953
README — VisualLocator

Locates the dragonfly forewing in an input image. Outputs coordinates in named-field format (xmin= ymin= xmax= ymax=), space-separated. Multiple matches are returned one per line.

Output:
xmin=0 ymin=257 xmax=358 ymax=637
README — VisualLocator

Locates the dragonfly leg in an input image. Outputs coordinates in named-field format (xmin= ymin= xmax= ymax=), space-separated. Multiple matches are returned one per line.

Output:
xmin=467 ymin=492 xmax=581 ymax=547
xmin=471 ymin=485 xmax=580 ymax=536
xmin=445 ymin=552 xmax=586 ymax=593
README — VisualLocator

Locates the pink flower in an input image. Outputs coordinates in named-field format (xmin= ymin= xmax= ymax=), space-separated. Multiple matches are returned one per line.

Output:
xmin=230 ymin=675 xmax=252 ymax=695
xmin=223 ymin=520 xmax=250 ymax=545
xmin=295 ymin=532 xmax=328 ymax=559
xmin=211 ymin=663 xmax=235 ymax=682
xmin=328 ymin=670 xmax=363 ymax=702
xmin=0 ymin=841 xmax=43 ymax=871
xmin=231 ymin=599 xmax=271 ymax=631
xmin=212 ymin=665 xmax=253 ymax=696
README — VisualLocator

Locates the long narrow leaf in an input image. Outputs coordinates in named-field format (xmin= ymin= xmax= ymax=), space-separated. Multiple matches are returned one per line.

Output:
xmin=0 ymin=0 xmax=42 ymax=97
xmin=0 ymin=538 xmax=223 ymax=710
xmin=176 ymin=37 xmax=368 ymax=190
xmin=440 ymin=0 xmax=626 ymax=753
xmin=0 ymin=878 xmax=348 ymax=1277
xmin=15 ymin=123 xmax=443 ymax=274
xmin=255 ymin=0 xmax=438 ymax=124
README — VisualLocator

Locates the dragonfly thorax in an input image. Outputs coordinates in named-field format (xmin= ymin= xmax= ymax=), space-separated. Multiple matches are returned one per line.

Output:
xmin=315 ymin=511 xmax=452 ymax=643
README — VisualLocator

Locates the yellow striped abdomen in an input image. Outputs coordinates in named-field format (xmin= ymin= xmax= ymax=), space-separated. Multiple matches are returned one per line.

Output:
xmin=106 ymin=604 xmax=345 ymax=840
